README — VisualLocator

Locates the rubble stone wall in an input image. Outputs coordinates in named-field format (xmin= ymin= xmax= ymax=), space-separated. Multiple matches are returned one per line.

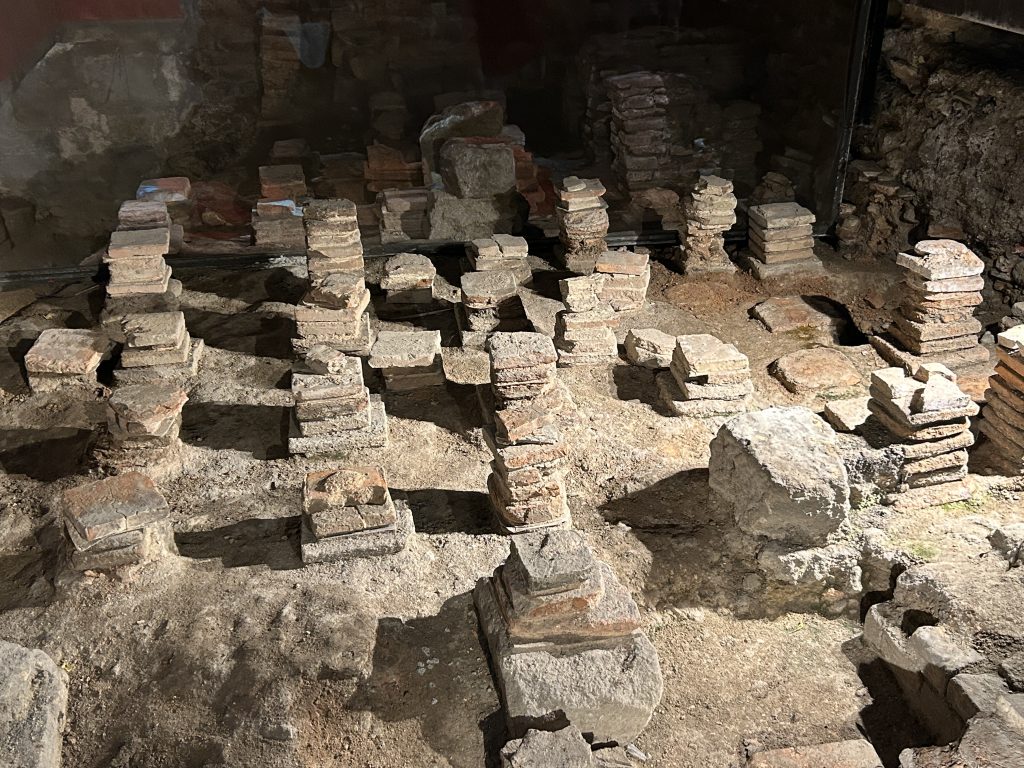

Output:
xmin=858 ymin=7 xmax=1024 ymax=307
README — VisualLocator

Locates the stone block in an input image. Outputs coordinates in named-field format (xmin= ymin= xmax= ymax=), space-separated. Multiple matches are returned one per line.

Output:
xmin=770 ymin=348 xmax=861 ymax=394
xmin=709 ymin=407 xmax=850 ymax=547
xmin=947 ymin=673 xmax=1011 ymax=721
xmin=440 ymin=139 xmax=516 ymax=198
xmin=368 ymin=330 xmax=441 ymax=369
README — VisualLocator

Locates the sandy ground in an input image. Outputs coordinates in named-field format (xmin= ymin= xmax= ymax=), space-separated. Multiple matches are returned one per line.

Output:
xmin=0 ymin=246 xmax=1020 ymax=768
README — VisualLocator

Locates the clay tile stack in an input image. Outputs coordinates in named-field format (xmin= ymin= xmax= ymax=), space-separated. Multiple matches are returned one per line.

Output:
xmin=300 ymin=466 xmax=414 ymax=563
xmin=744 ymin=202 xmax=821 ymax=279
xmin=95 ymin=382 xmax=188 ymax=477
xmin=486 ymin=333 xmax=570 ymax=533
xmin=259 ymin=12 xmax=301 ymax=120
xmin=135 ymin=177 xmax=192 ymax=225
xmin=115 ymin=311 xmax=204 ymax=388
xmin=677 ymin=175 xmax=737 ymax=275
xmin=554 ymin=275 xmax=617 ymax=366
xmin=377 ymin=188 xmax=430 ymax=244
xmin=606 ymin=71 xmax=669 ymax=193
xmin=252 ymin=199 xmax=306 ymax=250
xmin=555 ymin=176 xmax=608 ymax=271
xmin=474 ymin=530 xmax=662 ymax=744
xmin=885 ymin=240 xmax=988 ymax=372
xmin=368 ymin=330 xmax=444 ymax=390
xmin=105 ymin=228 xmax=173 ymax=299
xmin=61 ymin=473 xmax=175 ymax=572
xmin=458 ymin=270 xmax=530 ymax=347
xmin=380 ymin=253 xmax=436 ymax=305
xmin=594 ymin=250 xmax=650 ymax=311
xmin=289 ymin=350 xmax=388 ymax=456
xmin=657 ymin=334 xmax=752 ymax=418
xmin=23 ymin=329 xmax=111 ymax=394
xmin=467 ymin=235 xmax=532 ymax=286
xmin=868 ymin=365 xmax=977 ymax=507
xmin=294 ymin=199 xmax=371 ymax=356
xmin=980 ymin=327 xmax=1024 ymax=476
xmin=117 ymin=200 xmax=171 ymax=232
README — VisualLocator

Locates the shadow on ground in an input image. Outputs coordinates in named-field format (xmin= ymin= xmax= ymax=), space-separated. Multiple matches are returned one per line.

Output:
xmin=0 ymin=426 xmax=94 ymax=480
xmin=841 ymin=637 xmax=933 ymax=768
xmin=181 ymin=402 xmax=289 ymax=459
xmin=175 ymin=516 xmax=303 ymax=570
xmin=398 ymin=488 xmax=491 ymax=535
xmin=348 ymin=593 xmax=505 ymax=768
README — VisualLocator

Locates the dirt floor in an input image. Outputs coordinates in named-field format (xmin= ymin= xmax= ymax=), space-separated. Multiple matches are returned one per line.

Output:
xmin=0 ymin=244 xmax=1021 ymax=768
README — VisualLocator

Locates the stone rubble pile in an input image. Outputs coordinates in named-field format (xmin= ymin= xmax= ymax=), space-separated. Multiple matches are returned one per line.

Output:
xmin=742 ymin=202 xmax=820 ymax=279
xmin=467 ymin=235 xmax=532 ymax=286
xmin=380 ymin=253 xmax=435 ymax=305
xmin=95 ymin=382 xmax=188 ymax=477
xmin=474 ymin=530 xmax=663 ymax=744
xmin=368 ymin=330 xmax=444 ymax=391
xmin=980 ymin=326 xmax=1024 ymax=476
xmin=555 ymin=176 xmax=608 ymax=272
xmin=677 ymin=175 xmax=737 ymax=275
xmin=300 ymin=466 xmax=413 ymax=563
xmin=607 ymin=72 xmax=669 ymax=194
xmin=595 ymin=250 xmax=650 ymax=312
xmin=115 ymin=310 xmax=204 ymax=388
xmin=293 ymin=199 xmax=371 ymax=356
xmin=458 ymin=270 xmax=529 ymax=347
xmin=657 ymin=334 xmax=752 ymax=418
xmin=879 ymin=240 xmax=989 ymax=373
xmin=555 ymin=276 xmax=618 ymax=367
xmin=377 ymin=188 xmax=430 ymax=244
xmin=486 ymin=333 xmax=571 ymax=533
xmin=868 ymin=366 xmax=977 ymax=508
xmin=23 ymin=329 xmax=111 ymax=394
xmin=289 ymin=348 xmax=388 ymax=457
xmin=61 ymin=472 xmax=176 ymax=572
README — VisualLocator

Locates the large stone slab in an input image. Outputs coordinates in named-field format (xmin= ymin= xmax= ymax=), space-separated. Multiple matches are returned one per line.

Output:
xmin=747 ymin=739 xmax=882 ymax=767
xmin=770 ymin=348 xmax=861 ymax=394
xmin=709 ymin=407 xmax=851 ymax=547
xmin=0 ymin=641 xmax=68 ymax=768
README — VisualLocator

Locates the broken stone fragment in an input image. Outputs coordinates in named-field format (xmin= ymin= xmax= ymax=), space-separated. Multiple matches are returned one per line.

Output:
xmin=674 ymin=334 xmax=749 ymax=379
xmin=461 ymin=270 xmax=519 ymax=308
xmin=624 ymin=328 xmax=675 ymax=369
xmin=896 ymin=240 xmax=985 ymax=281
xmin=594 ymin=250 xmax=648 ymax=276
xmin=559 ymin=275 xmax=604 ymax=313
xmin=500 ymin=727 xmax=594 ymax=768
xmin=303 ymin=345 xmax=353 ymax=376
